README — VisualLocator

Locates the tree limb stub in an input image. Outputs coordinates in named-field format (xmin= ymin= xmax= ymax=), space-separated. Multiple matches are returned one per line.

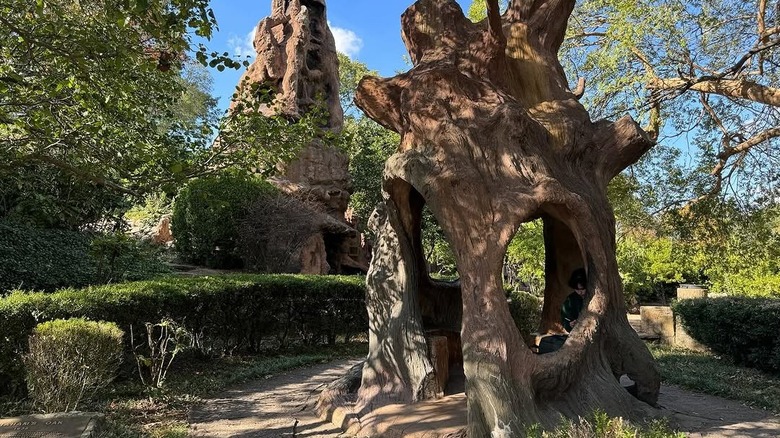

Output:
xmin=355 ymin=76 xmax=405 ymax=133
xmin=594 ymin=116 xmax=655 ymax=183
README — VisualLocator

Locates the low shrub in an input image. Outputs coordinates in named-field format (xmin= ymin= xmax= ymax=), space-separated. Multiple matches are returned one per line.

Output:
xmin=0 ymin=274 xmax=367 ymax=395
xmin=673 ymin=297 xmax=780 ymax=374
xmin=507 ymin=290 xmax=542 ymax=338
xmin=24 ymin=318 xmax=123 ymax=412
xmin=0 ymin=220 xmax=168 ymax=293
xmin=171 ymin=173 xmax=278 ymax=268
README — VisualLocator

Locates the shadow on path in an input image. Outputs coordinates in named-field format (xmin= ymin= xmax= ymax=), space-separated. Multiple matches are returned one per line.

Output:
xmin=188 ymin=358 xmax=779 ymax=437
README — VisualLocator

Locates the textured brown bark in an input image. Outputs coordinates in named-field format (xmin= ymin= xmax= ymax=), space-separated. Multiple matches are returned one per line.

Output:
xmin=340 ymin=0 xmax=661 ymax=435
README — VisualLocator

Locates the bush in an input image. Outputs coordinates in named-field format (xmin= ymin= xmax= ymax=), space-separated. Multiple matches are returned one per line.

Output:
xmin=172 ymin=173 xmax=278 ymax=268
xmin=24 ymin=318 xmax=123 ymax=412
xmin=0 ymin=274 xmax=367 ymax=395
xmin=0 ymin=221 xmax=95 ymax=292
xmin=238 ymin=195 xmax=335 ymax=273
xmin=673 ymin=297 xmax=780 ymax=374
xmin=0 ymin=220 xmax=169 ymax=292
xmin=507 ymin=290 xmax=542 ymax=339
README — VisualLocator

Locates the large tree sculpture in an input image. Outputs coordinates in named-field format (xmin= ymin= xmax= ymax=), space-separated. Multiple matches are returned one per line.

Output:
xmin=337 ymin=0 xmax=662 ymax=435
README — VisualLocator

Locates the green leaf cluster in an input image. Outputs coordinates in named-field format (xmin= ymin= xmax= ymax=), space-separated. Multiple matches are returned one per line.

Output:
xmin=171 ymin=172 xmax=279 ymax=268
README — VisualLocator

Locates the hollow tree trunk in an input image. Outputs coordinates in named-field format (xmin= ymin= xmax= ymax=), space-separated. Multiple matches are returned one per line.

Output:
xmin=346 ymin=0 xmax=661 ymax=435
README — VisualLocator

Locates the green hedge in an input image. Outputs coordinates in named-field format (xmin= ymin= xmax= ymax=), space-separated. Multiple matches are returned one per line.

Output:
xmin=673 ymin=297 xmax=780 ymax=374
xmin=0 ymin=220 xmax=168 ymax=292
xmin=507 ymin=290 xmax=542 ymax=339
xmin=0 ymin=221 xmax=95 ymax=291
xmin=0 ymin=274 xmax=367 ymax=396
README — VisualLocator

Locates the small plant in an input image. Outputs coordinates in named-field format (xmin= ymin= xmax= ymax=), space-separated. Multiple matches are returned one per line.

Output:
xmin=524 ymin=410 xmax=684 ymax=437
xmin=132 ymin=319 xmax=191 ymax=388
xmin=23 ymin=318 xmax=123 ymax=412
xmin=507 ymin=289 xmax=542 ymax=339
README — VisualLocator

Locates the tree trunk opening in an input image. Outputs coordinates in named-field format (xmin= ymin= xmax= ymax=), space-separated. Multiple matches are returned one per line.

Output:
xmin=322 ymin=0 xmax=662 ymax=434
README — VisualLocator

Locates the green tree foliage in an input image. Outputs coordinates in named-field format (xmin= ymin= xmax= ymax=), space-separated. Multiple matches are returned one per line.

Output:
xmin=564 ymin=0 xmax=780 ymax=203
xmin=343 ymin=117 xmax=397 ymax=231
xmin=338 ymin=53 xmax=398 ymax=229
xmin=0 ymin=0 xmax=219 ymax=214
xmin=0 ymin=0 xmax=323 ymax=229
xmin=466 ymin=0 xmax=509 ymax=22
xmin=505 ymin=221 xmax=545 ymax=294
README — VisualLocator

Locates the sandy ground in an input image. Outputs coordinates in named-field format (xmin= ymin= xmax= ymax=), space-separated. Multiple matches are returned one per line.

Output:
xmin=188 ymin=358 xmax=780 ymax=437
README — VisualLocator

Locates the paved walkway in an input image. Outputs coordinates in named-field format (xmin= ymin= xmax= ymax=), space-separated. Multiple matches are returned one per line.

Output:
xmin=188 ymin=358 xmax=780 ymax=437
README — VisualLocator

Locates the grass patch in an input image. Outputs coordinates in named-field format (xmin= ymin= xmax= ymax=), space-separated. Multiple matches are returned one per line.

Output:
xmin=89 ymin=342 xmax=367 ymax=437
xmin=526 ymin=410 xmax=684 ymax=438
xmin=650 ymin=344 xmax=780 ymax=412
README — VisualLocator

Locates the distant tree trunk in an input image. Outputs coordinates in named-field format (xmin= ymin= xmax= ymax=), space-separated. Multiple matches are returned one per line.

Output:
xmin=345 ymin=0 xmax=661 ymax=434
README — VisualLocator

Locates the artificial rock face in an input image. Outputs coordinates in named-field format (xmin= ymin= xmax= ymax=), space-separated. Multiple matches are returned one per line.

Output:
xmin=230 ymin=0 xmax=362 ymax=274
xmin=232 ymin=0 xmax=350 ymax=220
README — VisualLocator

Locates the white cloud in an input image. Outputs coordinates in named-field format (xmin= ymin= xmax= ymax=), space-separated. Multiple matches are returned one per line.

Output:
xmin=228 ymin=23 xmax=362 ymax=60
xmin=228 ymin=27 xmax=257 ymax=59
xmin=329 ymin=24 xmax=363 ymax=58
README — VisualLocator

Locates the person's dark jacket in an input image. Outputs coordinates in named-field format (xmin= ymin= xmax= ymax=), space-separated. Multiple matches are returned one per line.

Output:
xmin=561 ymin=291 xmax=584 ymax=332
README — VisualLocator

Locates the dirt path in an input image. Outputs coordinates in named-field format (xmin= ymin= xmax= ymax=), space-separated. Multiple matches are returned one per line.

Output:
xmin=659 ymin=384 xmax=779 ymax=437
xmin=188 ymin=359 xmax=779 ymax=437
xmin=188 ymin=359 xmax=360 ymax=437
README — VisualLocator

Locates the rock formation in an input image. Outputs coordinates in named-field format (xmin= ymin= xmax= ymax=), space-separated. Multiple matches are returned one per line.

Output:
xmin=230 ymin=0 xmax=365 ymax=274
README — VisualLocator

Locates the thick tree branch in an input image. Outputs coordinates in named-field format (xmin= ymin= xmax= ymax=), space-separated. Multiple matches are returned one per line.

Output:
xmin=528 ymin=0 xmax=576 ymax=52
xmin=718 ymin=126 xmax=780 ymax=160
xmin=355 ymin=76 xmax=405 ymax=134
xmin=628 ymin=46 xmax=661 ymax=141
xmin=594 ymin=116 xmax=655 ymax=182
xmin=648 ymin=77 xmax=780 ymax=107
xmin=486 ymin=0 xmax=506 ymax=47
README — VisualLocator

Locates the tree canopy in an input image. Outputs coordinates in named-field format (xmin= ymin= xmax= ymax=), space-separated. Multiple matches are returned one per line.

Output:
xmin=565 ymin=0 xmax=780 ymax=205
xmin=0 ymin=0 xmax=325 ymax=228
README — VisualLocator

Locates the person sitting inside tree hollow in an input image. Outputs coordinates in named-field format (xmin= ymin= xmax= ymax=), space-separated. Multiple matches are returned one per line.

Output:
xmin=561 ymin=268 xmax=587 ymax=332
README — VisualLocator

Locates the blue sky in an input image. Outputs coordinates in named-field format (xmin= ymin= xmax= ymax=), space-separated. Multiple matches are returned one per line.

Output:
xmin=203 ymin=0 xmax=474 ymax=111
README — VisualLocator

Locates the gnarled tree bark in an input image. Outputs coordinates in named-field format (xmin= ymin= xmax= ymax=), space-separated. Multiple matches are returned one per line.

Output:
xmin=331 ymin=0 xmax=661 ymax=434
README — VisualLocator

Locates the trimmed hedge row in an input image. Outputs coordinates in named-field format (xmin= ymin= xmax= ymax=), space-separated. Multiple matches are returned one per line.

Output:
xmin=673 ymin=297 xmax=780 ymax=374
xmin=0 ymin=274 xmax=367 ymax=395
